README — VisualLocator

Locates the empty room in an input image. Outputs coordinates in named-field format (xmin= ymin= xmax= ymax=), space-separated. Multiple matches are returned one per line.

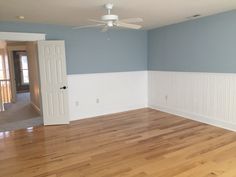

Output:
xmin=0 ymin=0 xmax=236 ymax=177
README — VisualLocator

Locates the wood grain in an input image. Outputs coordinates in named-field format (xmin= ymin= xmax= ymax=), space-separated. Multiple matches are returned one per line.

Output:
xmin=1 ymin=108 xmax=236 ymax=177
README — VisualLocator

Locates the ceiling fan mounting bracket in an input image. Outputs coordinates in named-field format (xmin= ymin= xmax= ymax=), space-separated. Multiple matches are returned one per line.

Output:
xmin=105 ymin=3 xmax=113 ymax=10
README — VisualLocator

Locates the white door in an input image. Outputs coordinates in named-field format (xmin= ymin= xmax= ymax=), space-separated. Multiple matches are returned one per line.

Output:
xmin=37 ymin=40 xmax=69 ymax=125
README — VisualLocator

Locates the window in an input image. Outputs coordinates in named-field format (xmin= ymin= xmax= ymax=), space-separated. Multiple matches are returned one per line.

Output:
xmin=20 ymin=55 xmax=29 ymax=84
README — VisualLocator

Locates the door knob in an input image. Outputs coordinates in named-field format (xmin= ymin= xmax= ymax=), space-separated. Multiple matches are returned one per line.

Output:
xmin=60 ymin=86 xmax=67 ymax=90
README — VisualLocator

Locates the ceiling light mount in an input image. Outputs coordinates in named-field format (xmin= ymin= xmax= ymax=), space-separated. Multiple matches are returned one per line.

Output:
xmin=105 ymin=3 xmax=114 ymax=11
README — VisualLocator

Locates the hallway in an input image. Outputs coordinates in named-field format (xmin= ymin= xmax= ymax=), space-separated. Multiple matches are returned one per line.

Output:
xmin=0 ymin=92 xmax=42 ymax=131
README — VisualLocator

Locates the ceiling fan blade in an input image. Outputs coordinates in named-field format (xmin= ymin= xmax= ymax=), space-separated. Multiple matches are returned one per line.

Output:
xmin=101 ymin=26 xmax=109 ymax=32
xmin=116 ymin=22 xmax=142 ymax=29
xmin=72 ymin=24 xmax=105 ymax=29
xmin=89 ymin=19 xmax=107 ymax=24
xmin=119 ymin=18 xmax=143 ymax=23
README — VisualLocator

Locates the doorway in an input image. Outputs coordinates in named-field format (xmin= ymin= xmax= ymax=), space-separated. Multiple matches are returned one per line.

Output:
xmin=0 ymin=41 xmax=42 ymax=131
xmin=0 ymin=32 xmax=70 ymax=131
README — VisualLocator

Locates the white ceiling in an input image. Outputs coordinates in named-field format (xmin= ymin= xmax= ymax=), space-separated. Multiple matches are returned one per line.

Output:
xmin=0 ymin=0 xmax=235 ymax=29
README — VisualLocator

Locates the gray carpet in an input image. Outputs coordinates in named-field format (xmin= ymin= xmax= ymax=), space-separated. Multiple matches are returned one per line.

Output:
xmin=0 ymin=102 xmax=40 ymax=124
xmin=0 ymin=92 xmax=43 ymax=132
xmin=0 ymin=117 xmax=43 ymax=132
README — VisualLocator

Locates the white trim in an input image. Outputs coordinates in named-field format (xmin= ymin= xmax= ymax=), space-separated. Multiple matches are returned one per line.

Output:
xmin=7 ymin=45 xmax=27 ymax=51
xmin=0 ymin=32 xmax=46 ymax=41
xmin=150 ymin=105 xmax=236 ymax=132
xmin=31 ymin=102 xmax=41 ymax=115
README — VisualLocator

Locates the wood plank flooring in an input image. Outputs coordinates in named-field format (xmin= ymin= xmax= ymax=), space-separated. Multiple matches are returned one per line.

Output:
xmin=1 ymin=108 xmax=236 ymax=177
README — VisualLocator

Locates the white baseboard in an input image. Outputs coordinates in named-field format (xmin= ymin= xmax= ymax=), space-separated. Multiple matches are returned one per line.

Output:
xmin=150 ymin=105 xmax=236 ymax=132
xmin=70 ymin=106 xmax=148 ymax=121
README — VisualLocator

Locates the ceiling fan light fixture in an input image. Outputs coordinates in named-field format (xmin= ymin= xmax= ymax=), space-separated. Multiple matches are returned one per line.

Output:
xmin=107 ymin=21 xmax=113 ymax=27
xmin=101 ymin=14 xmax=118 ymax=21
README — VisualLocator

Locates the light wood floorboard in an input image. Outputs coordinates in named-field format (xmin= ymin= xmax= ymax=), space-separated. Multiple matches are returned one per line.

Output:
xmin=1 ymin=108 xmax=236 ymax=177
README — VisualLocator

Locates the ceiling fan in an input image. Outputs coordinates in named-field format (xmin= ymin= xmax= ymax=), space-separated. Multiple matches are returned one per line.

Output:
xmin=73 ymin=3 xmax=143 ymax=32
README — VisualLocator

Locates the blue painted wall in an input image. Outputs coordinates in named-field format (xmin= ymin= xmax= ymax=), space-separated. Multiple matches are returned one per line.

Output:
xmin=1 ymin=10 xmax=235 ymax=74
xmin=148 ymin=10 xmax=236 ymax=73
xmin=0 ymin=22 xmax=147 ymax=74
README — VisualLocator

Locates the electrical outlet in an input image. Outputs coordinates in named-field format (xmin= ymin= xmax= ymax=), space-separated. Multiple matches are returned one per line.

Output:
xmin=96 ymin=98 xmax=100 ymax=104
xmin=75 ymin=101 xmax=79 ymax=106
xmin=165 ymin=95 xmax=168 ymax=102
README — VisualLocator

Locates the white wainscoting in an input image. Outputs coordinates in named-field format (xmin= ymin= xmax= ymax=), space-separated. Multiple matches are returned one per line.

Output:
xmin=148 ymin=71 xmax=236 ymax=132
xmin=68 ymin=71 xmax=148 ymax=121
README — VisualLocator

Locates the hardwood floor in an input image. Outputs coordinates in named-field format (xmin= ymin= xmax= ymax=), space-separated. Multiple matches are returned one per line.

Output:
xmin=1 ymin=108 xmax=236 ymax=177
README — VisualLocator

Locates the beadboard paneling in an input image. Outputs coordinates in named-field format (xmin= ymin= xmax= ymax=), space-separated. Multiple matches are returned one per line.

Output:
xmin=148 ymin=71 xmax=236 ymax=131
xmin=68 ymin=71 xmax=148 ymax=120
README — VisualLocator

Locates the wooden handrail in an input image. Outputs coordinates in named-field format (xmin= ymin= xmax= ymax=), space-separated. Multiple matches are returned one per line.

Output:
xmin=0 ymin=79 xmax=12 ymax=111
xmin=0 ymin=79 xmax=10 ymax=81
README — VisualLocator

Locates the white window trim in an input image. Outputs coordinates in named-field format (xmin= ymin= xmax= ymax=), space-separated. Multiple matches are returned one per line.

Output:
xmin=0 ymin=32 xmax=46 ymax=41
xmin=19 ymin=53 xmax=29 ymax=85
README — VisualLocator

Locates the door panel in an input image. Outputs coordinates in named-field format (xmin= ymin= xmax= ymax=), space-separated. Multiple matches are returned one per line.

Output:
xmin=37 ymin=41 xmax=69 ymax=125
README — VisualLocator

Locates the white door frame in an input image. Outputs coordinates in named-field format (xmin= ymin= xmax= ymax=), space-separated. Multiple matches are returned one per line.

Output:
xmin=0 ymin=32 xmax=46 ymax=41
xmin=0 ymin=31 xmax=46 ymax=116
